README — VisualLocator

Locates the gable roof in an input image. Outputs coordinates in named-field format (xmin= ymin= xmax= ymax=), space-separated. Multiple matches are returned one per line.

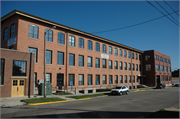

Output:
xmin=1 ymin=9 xmax=143 ymax=53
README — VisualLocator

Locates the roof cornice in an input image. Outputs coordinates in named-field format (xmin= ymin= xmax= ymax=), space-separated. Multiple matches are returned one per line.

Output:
xmin=1 ymin=10 xmax=143 ymax=53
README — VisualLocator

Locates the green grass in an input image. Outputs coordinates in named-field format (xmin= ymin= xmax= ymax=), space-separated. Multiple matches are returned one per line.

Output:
xmin=21 ymin=97 xmax=66 ymax=104
xmin=145 ymin=109 xmax=179 ymax=118
xmin=55 ymin=91 xmax=73 ymax=95
xmin=66 ymin=93 xmax=105 ymax=99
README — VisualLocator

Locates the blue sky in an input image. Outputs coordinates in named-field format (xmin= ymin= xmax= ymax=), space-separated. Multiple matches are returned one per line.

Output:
xmin=1 ymin=1 xmax=179 ymax=71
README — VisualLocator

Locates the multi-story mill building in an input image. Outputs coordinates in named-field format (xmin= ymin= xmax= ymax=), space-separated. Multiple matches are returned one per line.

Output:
xmin=1 ymin=10 xmax=172 ymax=97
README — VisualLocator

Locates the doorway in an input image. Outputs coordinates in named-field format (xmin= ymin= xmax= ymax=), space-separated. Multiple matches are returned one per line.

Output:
xmin=156 ymin=75 xmax=160 ymax=84
xmin=11 ymin=79 xmax=25 ymax=97
xmin=57 ymin=74 xmax=64 ymax=90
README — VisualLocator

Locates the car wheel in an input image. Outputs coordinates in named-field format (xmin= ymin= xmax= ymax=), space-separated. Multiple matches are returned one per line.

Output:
xmin=119 ymin=92 xmax=123 ymax=96
xmin=126 ymin=91 xmax=128 ymax=95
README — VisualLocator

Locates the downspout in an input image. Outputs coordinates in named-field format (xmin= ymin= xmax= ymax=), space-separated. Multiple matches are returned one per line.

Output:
xmin=131 ymin=52 xmax=133 ymax=89
xmin=28 ymin=52 xmax=32 ymax=98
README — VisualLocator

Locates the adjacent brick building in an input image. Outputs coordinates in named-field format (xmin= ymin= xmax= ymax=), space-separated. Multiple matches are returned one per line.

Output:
xmin=1 ymin=10 xmax=172 ymax=96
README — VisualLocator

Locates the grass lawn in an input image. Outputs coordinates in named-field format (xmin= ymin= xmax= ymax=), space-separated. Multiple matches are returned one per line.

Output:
xmin=55 ymin=91 xmax=73 ymax=95
xmin=145 ymin=109 xmax=179 ymax=118
xmin=66 ymin=93 xmax=105 ymax=99
xmin=21 ymin=97 xmax=66 ymax=104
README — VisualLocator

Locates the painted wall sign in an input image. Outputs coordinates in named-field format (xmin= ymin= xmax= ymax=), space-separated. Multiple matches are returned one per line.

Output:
xmin=101 ymin=53 xmax=109 ymax=59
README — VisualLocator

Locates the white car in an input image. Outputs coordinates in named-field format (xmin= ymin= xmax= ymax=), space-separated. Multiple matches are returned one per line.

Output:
xmin=111 ymin=86 xmax=129 ymax=95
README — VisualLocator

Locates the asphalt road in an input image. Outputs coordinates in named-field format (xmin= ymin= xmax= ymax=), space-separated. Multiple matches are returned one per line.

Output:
xmin=1 ymin=87 xmax=179 ymax=118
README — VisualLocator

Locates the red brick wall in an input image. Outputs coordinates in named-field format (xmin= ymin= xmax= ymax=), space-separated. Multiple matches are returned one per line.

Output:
xmin=0 ymin=48 xmax=34 ymax=98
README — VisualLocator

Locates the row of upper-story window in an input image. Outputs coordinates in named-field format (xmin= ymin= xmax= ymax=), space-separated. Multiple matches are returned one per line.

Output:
xmin=3 ymin=24 xmax=141 ymax=60
xmin=28 ymin=47 xmax=141 ymax=71
xmin=155 ymin=55 xmax=170 ymax=64
xmin=145 ymin=64 xmax=171 ymax=72
xmin=160 ymin=75 xmax=172 ymax=81
xmin=3 ymin=24 xmax=15 ymax=41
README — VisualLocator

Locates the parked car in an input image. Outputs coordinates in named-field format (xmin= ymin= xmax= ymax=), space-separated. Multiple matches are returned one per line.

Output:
xmin=111 ymin=86 xmax=129 ymax=95
xmin=173 ymin=84 xmax=179 ymax=87
xmin=156 ymin=83 xmax=166 ymax=89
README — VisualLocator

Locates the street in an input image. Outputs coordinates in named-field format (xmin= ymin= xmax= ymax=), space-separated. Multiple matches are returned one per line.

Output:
xmin=1 ymin=87 xmax=179 ymax=118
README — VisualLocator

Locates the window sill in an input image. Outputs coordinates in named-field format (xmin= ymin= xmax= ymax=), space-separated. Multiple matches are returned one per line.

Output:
xmin=46 ymin=41 xmax=53 ymax=43
xmin=96 ymin=67 xmax=100 ymax=69
xmin=69 ymin=65 xmax=75 ymax=67
xmin=69 ymin=46 xmax=76 ymax=48
xmin=88 ymin=67 xmax=93 ymax=68
xmin=57 ymin=43 xmax=65 ymax=45
xmin=57 ymin=64 xmax=64 ymax=66
xmin=29 ymin=37 xmax=39 ymax=40
xmin=79 ymin=66 xmax=84 ymax=68
xmin=46 ymin=64 xmax=53 ymax=65
xmin=79 ymin=47 xmax=84 ymax=49
xmin=0 ymin=85 xmax=4 ymax=86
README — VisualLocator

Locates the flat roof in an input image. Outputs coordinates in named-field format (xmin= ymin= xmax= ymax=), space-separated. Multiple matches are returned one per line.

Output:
xmin=1 ymin=9 xmax=143 ymax=53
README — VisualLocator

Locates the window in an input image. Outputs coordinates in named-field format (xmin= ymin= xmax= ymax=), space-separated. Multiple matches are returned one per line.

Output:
xmin=129 ymin=76 xmax=131 ymax=83
xmin=4 ymin=28 xmax=8 ymax=41
xmin=46 ymin=50 xmax=52 ymax=64
xmin=145 ymin=55 xmax=150 ymax=61
xmin=10 ymin=24 xmax=15 ymax=38
xmin=103 ymin=75 xmax=107 ymax=85
xmin=120 ymin=62 xmax=123 ymax=70
xmin=169 ymin=76 xmax=172 ymax=81
xmin=124 ymin=62 xmax=127 ymax=70
xmin=103 ymin=59 xmax=106 ymax=68
xmin=156 ymin=64 xmax=160 ymax=71
xmin=1 ymin=59 xmax=5 ymax=85
xmin=115 ymin=75 xmax=118 ymax=84
xmin=132 ymin=64 xmax=135 ymax=71
xmin=115 ymin=61 xmax=118 ymax=70
xmin=96 ymin=43 xmax=100 ymax=52
xmin=124 ymin=50 xmax=127 ymax=58
xmin=46 ymin=73 xmax=51 ymax=83
xmin=133 ymin=76 xmax=135 ymax=83
xmin=132 ymin=53 xmax=134 ymax=59
xmin=146 ymin=64 xmax=151 ymax=71
xmin=161 ymin=76 xmax=164 ymax=81
xmin=13 ymin=60 xmax=26 ymax=76
xmin=165 ymin=66 xmax=167 ymax=72
xmin=161 ymin=65 xmax=164 ymax=72
xmin=96 ymin=75 xmax=100 ymax=85
xmin=96 ymin=58 xmax=100 ymax=68
xmin=58 ymin=32 xmax=65 ymax=44
xmin=45 ymin=29 xmax=53 ymax=42
xmin=79 ymin=38 xmax=84 ymax=48
xmin=88 ymin=74 xmax=92 ymax=85
xmin=120 ymin=75 xmax=123 ymax=83
xmin=119 ymin=49 xmax=122 ymax=57
xmin=168 ymin=59 xmax=171 ymax=64
xmin=125 ymin=75 xmax=127 ymax=83
xmin=34 ymin=73 xmax=37 ymax=87
xmin=69 ymin=54 xmax=75 ymax=66
xmin=88 ymin=57 xmax=92 ymax=67
xmin=136 ymin=64 xmax=138 ymax=71
xmin=114 ymin=48 xmax=117 ymax=56
xmin=139 ymin=55 xmax=141 ymax=61
xmin=69 ymin=74 xmax=74 ymax=86
xmin=28 ymin=47 xmax=37 ymax=63
xmin=109 ymin=60 xmax=112 ymax=69
xmin=164 ymin=58 xmax=167 ymax=63
xmin=57 ymin=52 xmax=64 ymax=65
xmin=139 ymin=64 xmax=141 ymax=71
xmin=69 ymin=35 xmax=75 ymax=46
xmin=102 ymin=44 xmax=106 ymax=53
xmin=88 ymin=40 xmax=92 ymax=50
xmin=128 ymin=52 xmax=131 ymax=59
xmin=109 ymin=75 xmax=113 ymax=84
xmin=165 ymin=76 xmax=168 ymax=81
xmin=29 ymin=25 xmax=38 ymax=39
xmin=79 ymin=74 xmax=84 ymax=86
xmin=128 ymin=63 xmax=131 ymax=71
xmin=160 ymin=57 xmax=163 ymax=62
xmin=79 ymin=55 xmax=84 ymax=67
xmin=136 ymin=54 xmax=138 ymax=60
xmin=109 ymin=46 xmax=112 ymax=55
xmin=168 ymin=67 xmax=171 ymax=72
xmin=136 ymin=76 xmax=138 ymax=83
xmin=155 ymin=55 xmax=159 ymax=61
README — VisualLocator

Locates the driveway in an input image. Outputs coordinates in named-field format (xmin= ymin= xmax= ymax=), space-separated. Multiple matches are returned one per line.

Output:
xmin=1 ymin=87 xmax=179 ymax=118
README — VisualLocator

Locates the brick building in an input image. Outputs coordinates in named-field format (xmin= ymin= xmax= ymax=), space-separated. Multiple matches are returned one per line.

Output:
xmin=0 ymin=48 xmax=34 ymax=97
xmin=1 ymin=10 xmax=172 ymax=95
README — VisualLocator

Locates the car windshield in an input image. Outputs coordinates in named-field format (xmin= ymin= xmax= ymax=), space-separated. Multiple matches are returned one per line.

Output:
xmin=115 ymin=87 xmax=122 ymax=89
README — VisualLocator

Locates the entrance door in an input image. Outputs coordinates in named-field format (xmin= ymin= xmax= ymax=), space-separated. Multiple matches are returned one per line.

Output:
xmin=11 ymin=79 xmax=25 ymax=97
xmin=156 ymin=76 xmax=160 ymax=84
xmin=57 ymin=74 xmax=64 ymax=90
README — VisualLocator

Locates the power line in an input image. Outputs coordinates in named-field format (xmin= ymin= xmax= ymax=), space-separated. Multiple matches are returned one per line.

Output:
xmin=146 ymin=0 xmax=179 ymax=26
xmin=163 ymin=0 xmax=180 ymax=17
xmin=91 ymin=10 xmax=179 ymax=34
xmin=155 ymin=0 xmax=179 ymax=24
